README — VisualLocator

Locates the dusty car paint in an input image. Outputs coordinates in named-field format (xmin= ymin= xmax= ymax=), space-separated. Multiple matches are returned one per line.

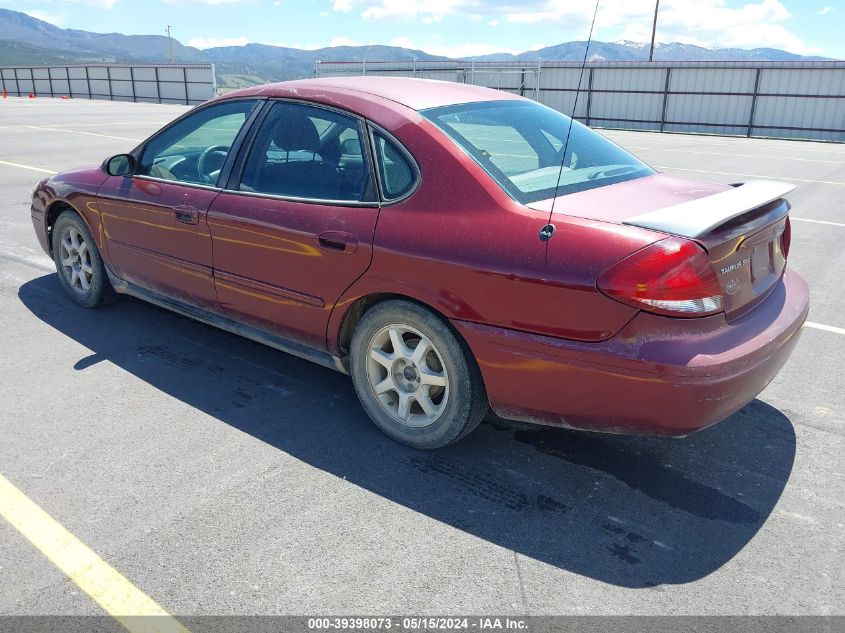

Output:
xmin=31 ymin=77 xmax=809 ymax=436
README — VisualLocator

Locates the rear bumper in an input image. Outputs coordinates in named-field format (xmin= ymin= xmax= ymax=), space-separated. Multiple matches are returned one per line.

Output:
xmin=453 ymin=270 xmax=809 ymax=436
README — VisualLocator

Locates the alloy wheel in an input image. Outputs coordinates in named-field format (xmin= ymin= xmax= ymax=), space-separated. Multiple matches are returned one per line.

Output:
xmin=366 ymin=324 xmax=449 ymax=428
xmin=59 ymin=226 xmax=93 ymax=294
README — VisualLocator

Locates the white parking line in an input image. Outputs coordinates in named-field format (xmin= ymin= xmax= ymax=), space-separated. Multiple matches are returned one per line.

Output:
xmin=653 ymin=166 xmax=845 ymax=186
xmin=628 ymin=146 xmax=843 ymax=164
xmin=39 ymin=121 xmax=170 ymax=128
xmin=805 ymin=322 xmax=845 ymax=336
xmin=791 ymin=218 xmax=845 ymax=228
xmin=23 ymin=126 xmax=142 ymax=142
xmin=606 ymin=132 xmax=845 ymax=154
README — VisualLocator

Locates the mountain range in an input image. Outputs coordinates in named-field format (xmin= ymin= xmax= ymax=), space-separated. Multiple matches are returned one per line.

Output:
xmin=0 ymin=8 xmax=834 ymax=91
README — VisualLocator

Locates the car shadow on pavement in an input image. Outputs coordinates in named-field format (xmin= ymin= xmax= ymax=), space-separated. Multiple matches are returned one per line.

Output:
xmin=19 ymin=274 xmax=796 ymax=589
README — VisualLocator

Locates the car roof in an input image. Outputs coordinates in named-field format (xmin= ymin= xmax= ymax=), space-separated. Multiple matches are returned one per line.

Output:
xmin=222 ymin=76 xmax=523 ymax=111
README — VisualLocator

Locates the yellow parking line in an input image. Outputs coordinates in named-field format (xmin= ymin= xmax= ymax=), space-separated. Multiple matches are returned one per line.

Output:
xmin=0 ymin=473 xmax=190 ymax=633
xmin=0 ymin=159 xmax=56 ymax=174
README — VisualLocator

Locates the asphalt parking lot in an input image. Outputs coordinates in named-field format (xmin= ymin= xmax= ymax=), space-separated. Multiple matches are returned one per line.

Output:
xmin=0 ymin=97 xmax=843 ymax=620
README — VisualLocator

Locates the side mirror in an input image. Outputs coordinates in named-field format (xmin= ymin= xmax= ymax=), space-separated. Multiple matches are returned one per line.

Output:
xmin=104 ymin=154 xmax=136 ymax=177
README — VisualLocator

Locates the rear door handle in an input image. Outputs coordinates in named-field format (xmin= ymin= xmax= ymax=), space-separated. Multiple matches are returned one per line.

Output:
xmin=173 ymin=205 xmax=198 ymax=225
xmin=317 ymin=231 xmax=358 ymax=254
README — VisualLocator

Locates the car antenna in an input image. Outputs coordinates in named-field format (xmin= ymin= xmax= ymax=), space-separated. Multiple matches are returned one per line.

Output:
xmin=540 ymin=0 xmax=601 ymax=243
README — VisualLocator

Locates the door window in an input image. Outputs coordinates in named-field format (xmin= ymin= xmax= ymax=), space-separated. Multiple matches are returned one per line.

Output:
xmin=138 ymin=99 xmax=258 ymax=186
xmin=238 ymin=101 xmax=370 ymax=202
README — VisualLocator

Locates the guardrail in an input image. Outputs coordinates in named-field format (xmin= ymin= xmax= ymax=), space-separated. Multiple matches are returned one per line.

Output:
xmin=316 ymin=59 xmax=845 ymax=142
xmin=0 ymin=63 xmax=217 ymax=106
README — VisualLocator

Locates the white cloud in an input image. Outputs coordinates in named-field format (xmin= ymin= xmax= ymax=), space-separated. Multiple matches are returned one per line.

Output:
xmin=504 ymin=1 xmax=595 ymax=25
xmin=389 ymin=36 xmax=415 ymax=48
xmin=330 ymin=36 xmax=359 ymax=46
xmin=500 ymin=0 xmax=815 ymax=54
xmin=425 ymin=42 xmax=522 ymax=57
xmin=23 ymin=10 xmax=66 ymax=26
xmin=187 ymin=36 xmax=249 ymax=48
xmin=263 ymin=40 xmax=316 ymax=48
xmin=363 ymin=0 xmax=459 ymax=20
xmin=330 ymin=0 xmax=815 ymax=55
xmin=616 ymin=0 xmax=817 ymax=54
xmin=162 ymin=0 xmax=248 ymax=4
xmin=488 ymin=19 xmax=500 ymax=27
xmin=387 ymin=36 xmax=520 ymax=58
xmin=18 ymin=0 xmax=120 ymax=8
xmin=333 ymin=0 xmax=466 ymax=21
xmin=818 ymin=6 xmax=835 ymax=15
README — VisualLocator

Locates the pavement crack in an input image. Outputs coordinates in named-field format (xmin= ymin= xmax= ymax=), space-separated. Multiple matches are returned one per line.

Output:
xmin=30 ymin=451 xmax=71 ymax=479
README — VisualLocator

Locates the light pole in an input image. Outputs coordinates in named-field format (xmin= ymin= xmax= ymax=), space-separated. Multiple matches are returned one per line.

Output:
xmin=166 ymin=25 xmax=174 ymax=64
xmin=648 ymin=0 xmax=660 ymax=62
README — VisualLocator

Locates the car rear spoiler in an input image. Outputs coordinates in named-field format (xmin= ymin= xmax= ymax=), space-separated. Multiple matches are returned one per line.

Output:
xmin=623 ymin=180 xmax=796 ymax=238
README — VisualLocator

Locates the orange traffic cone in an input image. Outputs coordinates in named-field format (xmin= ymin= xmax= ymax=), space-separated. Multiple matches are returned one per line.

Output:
xmin=61 ymin=95 xmax=70 ymax=100
xmin=28 ymin=93 xmax=35 ymax=99
xmin=2 ymin=90 xmax=6 ymax=99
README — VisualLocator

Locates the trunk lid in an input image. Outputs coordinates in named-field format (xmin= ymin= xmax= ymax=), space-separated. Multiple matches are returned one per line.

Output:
xmin=694 ymin=198 xmax=791 ymax=319
xmin=530 ymin=174 xmax=794 ymax=319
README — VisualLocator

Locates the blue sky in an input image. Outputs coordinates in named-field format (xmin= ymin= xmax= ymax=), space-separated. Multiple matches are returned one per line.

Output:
xmin=6 ymin=0 xmax=845 ymax=58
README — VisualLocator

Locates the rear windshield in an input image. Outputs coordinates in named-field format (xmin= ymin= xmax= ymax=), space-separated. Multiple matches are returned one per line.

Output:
xmin=421 ymin=100 xmax=654 ymax=204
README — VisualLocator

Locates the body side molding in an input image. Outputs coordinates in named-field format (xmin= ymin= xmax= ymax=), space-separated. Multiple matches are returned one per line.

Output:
xmin=105 ymin=268 xmax=348 ymax=374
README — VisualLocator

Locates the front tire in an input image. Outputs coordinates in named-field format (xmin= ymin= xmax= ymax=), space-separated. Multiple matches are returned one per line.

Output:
xmin=52 ymin=211 xmax=117 ymax=308
xmin=350 ymin=300 xmax=487 ymax=449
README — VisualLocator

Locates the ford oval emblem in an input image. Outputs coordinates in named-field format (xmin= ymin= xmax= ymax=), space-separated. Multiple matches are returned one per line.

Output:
xmin=726 ymin=277 xmax=741 ymax=295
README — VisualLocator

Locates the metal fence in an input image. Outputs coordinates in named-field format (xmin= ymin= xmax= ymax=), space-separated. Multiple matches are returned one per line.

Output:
xmin=0 ymin=63 xmax=217 ymax=105
xmin=316 ymin=60 xmax=845 ymax=142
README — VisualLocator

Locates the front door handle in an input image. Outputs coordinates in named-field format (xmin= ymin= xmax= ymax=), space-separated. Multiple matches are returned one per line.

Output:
xmin=173 ymin=205 xmax=198 ymax=225
xmin=317 ymin=231 xmax=358 ymax=254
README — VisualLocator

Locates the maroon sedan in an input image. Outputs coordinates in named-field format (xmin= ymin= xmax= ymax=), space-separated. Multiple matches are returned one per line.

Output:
xmin=30 ymin=77 xmax=808 ymax=448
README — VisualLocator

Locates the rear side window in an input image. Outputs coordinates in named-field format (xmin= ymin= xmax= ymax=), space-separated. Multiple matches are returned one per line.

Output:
xmin=421 ymin=100 xmax=653 ymax=203
xmin=372 ymin=132 xmax=417 ymax=200
xmin=237 ymin=101 xmax=371 ymax=202
xmin=447 ymin=120 xmax=540 ymax=175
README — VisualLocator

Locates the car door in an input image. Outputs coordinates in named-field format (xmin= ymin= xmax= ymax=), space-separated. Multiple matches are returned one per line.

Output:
xmin=208 ymin=100 xmax=380 ymax=350
xmin=97 ymin=99 xmax=260 ymax=306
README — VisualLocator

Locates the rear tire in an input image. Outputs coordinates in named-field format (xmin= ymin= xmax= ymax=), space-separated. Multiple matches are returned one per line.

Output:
xmin=51 ymin=211 xmax=117 ymax=308
xmin=350 ymin=300 xmax=487 ymax=449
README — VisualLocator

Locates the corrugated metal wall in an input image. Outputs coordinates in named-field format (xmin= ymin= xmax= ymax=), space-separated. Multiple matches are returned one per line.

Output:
xmin=316 ymin=60 xmax=845 ymax=142
xmin=0 ymin=64 xmax=217 ymax=106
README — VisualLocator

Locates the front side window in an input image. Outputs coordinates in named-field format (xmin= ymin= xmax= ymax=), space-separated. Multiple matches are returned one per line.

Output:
xmin=238 ymin=101 xmax=371 ymax=202
xmin=138 ymin=100 xmax=258 ymax=186
xmin=421 ymin=100 xmax=654 ymax=203
xmin=372 ymin=132 xmax=417 ymax=200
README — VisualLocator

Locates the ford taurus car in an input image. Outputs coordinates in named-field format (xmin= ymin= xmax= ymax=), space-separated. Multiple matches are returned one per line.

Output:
xmin=30 ymin=77 xmax=809 ymax=448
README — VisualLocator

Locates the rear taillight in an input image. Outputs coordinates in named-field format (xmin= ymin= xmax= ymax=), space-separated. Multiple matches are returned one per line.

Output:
xmin=597 ymin=237 xmax=723 ymax=317
xmin=781 ymin=216 xmax=792 ymax=259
